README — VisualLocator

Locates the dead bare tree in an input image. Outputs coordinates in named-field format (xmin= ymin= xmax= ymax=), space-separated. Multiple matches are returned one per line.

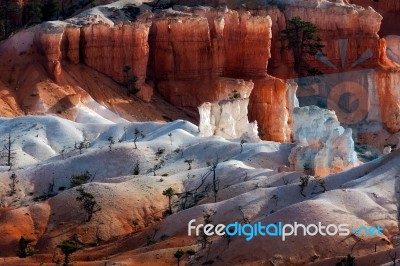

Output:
xmin=133 ymin=128 xmax=145 ymax=149
xmin=179 ymin=172 xmax=209 ymax=210
xmin=208 ymin=156 xmax=220 ymax=203
xmin=2 ymin=132 xmax=16 ymax=171
xmin=239 ymin=206 xmax=251 ymax=224
xmin=198 ymin=210 xmax=216 ymax=249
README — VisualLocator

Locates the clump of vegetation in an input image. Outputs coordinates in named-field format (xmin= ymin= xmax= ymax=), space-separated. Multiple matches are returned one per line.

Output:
xmin=174 ymin=144 xmax=184 ymax=158
xmin=155 ymin=147 xmax=165 ymax=156
xmin=133 ymin=128 xmax=145 ymax=149
xmin=8 ymin=172 xmax=18 ymax=196
xmin=132 ymin=160 xmax=140 ymax=175
xmin=174 ymin=249 xmax=185 ymax=266
xmin=281 ymin=16 xmax=325 ymax=76
xmin=303 ymin=162 xmax=312 ymax=175
xmin=76 ymin=187 xmax=101 ymax=222
xmin=162 ymin=187 xmax=176 ymax=214
xmin=240 ymin=139 xmax=247 ymax=153
xmin=230 ymin=90 xmax=241 ymax=99
xmin=107 ymin=136 xmax=115 ymax=151
xmin=184 ymin=159 xmax=194 ymax=170
xmin=74 ymin=140 xmax=90 ymax=154
xmin=57 ymin=240 xmax=83 ymax=266
xmin=299 ymin=175 xmax=311 ymax=197
xmin=122 ymin=64 xmax=140 ymax=96
xmin=17 ymin=236 xmax=36 ymax=258
xmin=146 ymin=228 xmax=159 ymax=246
xmin=153 ymin=160 xmax=164 ymax=176
xmin=162 ymin=115 xmax=173 ymax=122
xmin=335 ymin=254 xmax=355 ymax=266
xmin=132 ymin=219 xmax=140 ymax=232
xmin=70 ymin=170 xmax=94 ymax=188
xmin=313 ymin=177 xmax=327 ymax=194
xmin=186 ymin=249 xmax=196 ymax=256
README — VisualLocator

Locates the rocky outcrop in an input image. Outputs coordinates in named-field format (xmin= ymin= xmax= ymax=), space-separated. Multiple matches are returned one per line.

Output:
xmin=376 ymin=70 xmax=400 ymax=133
xmin=151 ymin=8 xmax=272 ymax=108
xmin=149 ymin=3 xmax=383 ymax=143
xmin=6 ymin=0 xmax=400 ymax=143
xmin=159 ymin=78 xmax=253 ymax=115
xmin=248 ymin=76 xmax=295 ymax=143
xmin=198 ymin=81 xmax=259 ymax=141
xmin=173 ymin=1 xmax=383 ymax=79
xmin=274 ymin=5 xmax=381 ymax=77
xmin=35 ymin=24 xmax=64 ymax=80
xmin=349 ymin=0 xmax=400 ymax=36
xmin=34 ymin=20 xmax=153 ymax=102
xmin=289 ymin=106 xmax=359 ymax=176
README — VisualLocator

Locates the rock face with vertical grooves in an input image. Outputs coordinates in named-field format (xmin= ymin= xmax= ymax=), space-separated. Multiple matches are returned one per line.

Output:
xmin=3 ymin=0 xmax=400 ymax=143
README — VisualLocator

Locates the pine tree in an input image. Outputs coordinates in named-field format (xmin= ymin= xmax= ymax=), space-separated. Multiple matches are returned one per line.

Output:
xmin=281 ymin=16 xmax=325 ymax=76
xmin=162 ymin=187 xmax=175 ymax=214
xmin=57 ymin=240 xmax=83 ymax=266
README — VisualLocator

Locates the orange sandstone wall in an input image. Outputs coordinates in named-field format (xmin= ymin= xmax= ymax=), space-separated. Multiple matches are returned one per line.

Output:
xmin=27 ymin=3 xmax=400 ymax=142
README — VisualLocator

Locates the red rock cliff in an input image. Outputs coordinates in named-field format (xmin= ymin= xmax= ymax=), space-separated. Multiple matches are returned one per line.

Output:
xmin=34 ymin=19 xmax=153 ymax=102
xmin=17 ymin=1 xmax=400 ymax=142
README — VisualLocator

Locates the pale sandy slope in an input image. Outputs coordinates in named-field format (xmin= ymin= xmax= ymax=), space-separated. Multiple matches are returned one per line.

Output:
xmin=0 ymin=115 xmax=398 ymax=265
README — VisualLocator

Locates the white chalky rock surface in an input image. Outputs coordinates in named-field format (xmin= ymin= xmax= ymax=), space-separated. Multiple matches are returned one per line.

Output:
xmin=198 ymin=98 xmax=259 ymax=141
xmin=289 ymin=105 xmax=359 ymax=176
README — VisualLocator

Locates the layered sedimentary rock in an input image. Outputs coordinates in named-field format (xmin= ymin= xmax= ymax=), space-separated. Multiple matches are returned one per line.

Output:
xmin=159 ymin=78 xmax=253 ymax=113
xmin=349 ymin=0 xmax=400 ymax=35
xmin=7 ymin=0 xmax=400 ymax=144
xmin=35 ymin=24 xmax=64 ymax=80
xmin=248 ymin=76 xmax=294 ymax=142
xmin=151 ymin=8 xmax=297 ymax=141
xmin=376 ymin=70 xmax=400 ymax=133
xmin=149 ymin=3 xmax=384 ymax=142
xmin=150 ymin=8 xmax=272 ymax=95
xmin=174 ymin=0 xmax=383 ymax=78
xmin=34 ymin=19 xmax=153 ymax=102
xmin=273 ymin=5 xmax=382 ymax=78
xmin=289 ymin=106 xmax=358 ymax=177
xmin=198 ymin=83 xmax=259 ymax=141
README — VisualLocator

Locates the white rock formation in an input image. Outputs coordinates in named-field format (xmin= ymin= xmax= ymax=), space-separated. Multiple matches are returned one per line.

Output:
xmin=198 ymin=98 xmax=259 ymax=141
xmin=289 ymin=106 xmax=359 ymax=177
